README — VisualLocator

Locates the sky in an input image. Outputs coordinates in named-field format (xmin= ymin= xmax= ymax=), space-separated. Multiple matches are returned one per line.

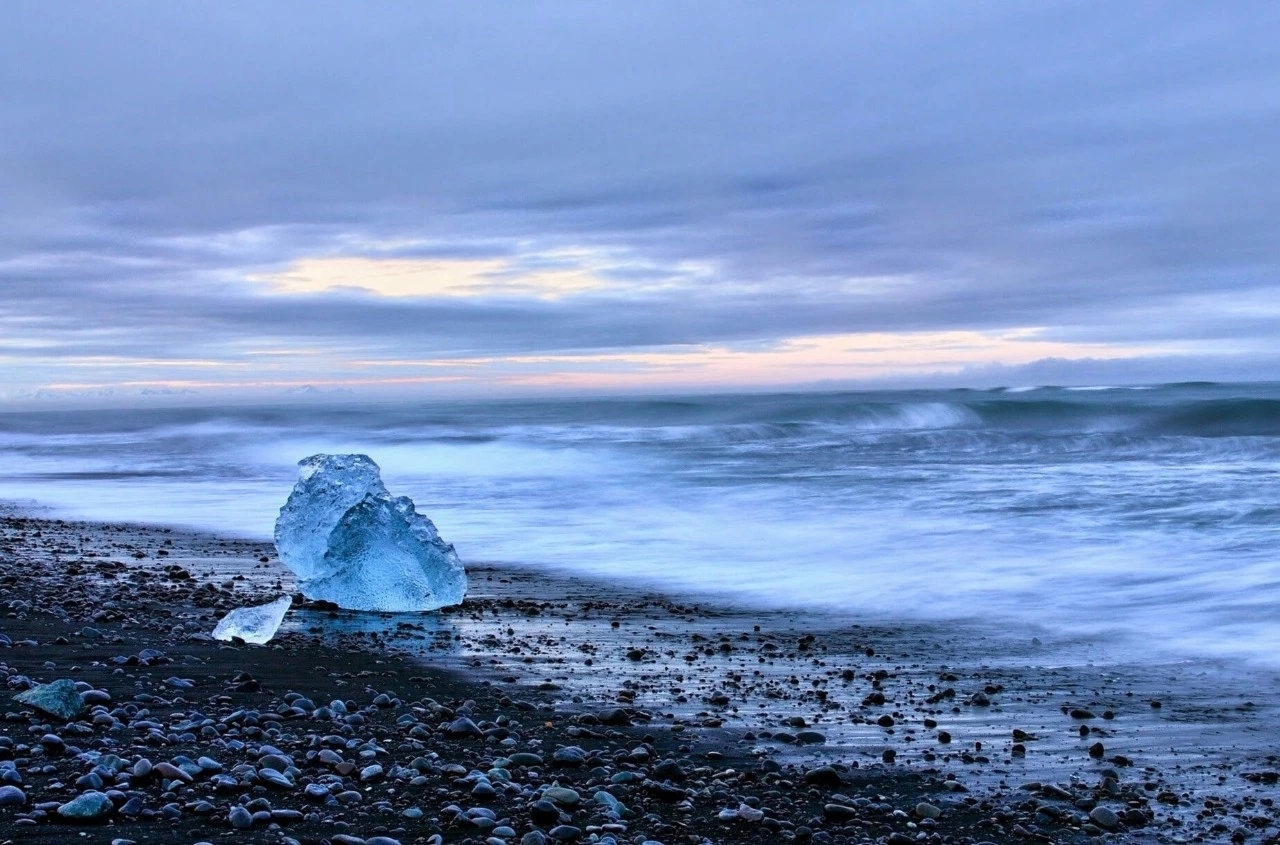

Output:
xmin=2 ymin=2 xmax=1278 ymax=402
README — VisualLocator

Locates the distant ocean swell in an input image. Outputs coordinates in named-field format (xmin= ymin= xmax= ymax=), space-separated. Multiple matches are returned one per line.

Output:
xmin=0 ymin=383 xmax=1278 ymax=665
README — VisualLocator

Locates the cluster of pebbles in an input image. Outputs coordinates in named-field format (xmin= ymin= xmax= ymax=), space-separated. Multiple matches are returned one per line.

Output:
xmin=3 ymin=513 xmax=1280 ymax=844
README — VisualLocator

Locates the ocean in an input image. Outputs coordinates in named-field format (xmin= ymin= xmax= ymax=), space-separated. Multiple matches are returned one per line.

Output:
xmin=2 ymin=382 xmax=1278 ymax=665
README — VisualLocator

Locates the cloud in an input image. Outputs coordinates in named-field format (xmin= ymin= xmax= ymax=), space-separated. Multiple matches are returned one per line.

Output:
xmin=1 ymin=2 xmax=1279 ymax=396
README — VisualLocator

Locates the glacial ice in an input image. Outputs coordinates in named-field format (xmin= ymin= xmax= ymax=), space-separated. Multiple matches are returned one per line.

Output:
xmin=212 ymin=595 xmax=292 ymax=644
xmin=274 ymin=454 xmax=467 ymax=612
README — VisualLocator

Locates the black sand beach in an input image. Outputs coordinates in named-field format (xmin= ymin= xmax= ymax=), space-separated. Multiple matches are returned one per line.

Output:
xmin=2 ymin=510 xmax=1279 ymax=845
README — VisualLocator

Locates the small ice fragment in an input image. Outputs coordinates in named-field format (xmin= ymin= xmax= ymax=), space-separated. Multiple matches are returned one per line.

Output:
xmin=212 ymin=595 xmax=292 ymax=644
xmin=273 ymin=454 xmax=467 ymax=612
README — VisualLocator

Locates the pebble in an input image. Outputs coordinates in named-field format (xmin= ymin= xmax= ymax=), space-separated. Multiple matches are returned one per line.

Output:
xmin=804 ymin=766 xmax=842 ymax=786
xmin=228 ymin=805 xmax=254 ymax=829
xmin=259 ymin=767 xmax=295 ymax=789
xmin=0 ymin=785 xmax=26 ymax=807
xmin=915 ymin=801 xmax=942 ymax=820
xmin=1089 ymin=806 xmax=1121 ymax=830
xmin=530 ymin=799 xmax=561 ymax=826
xmin=544 ymin=786 xmax=580 ymax=806
xmin=548 ymin=825 xmax=583 ymax=841
xmin=552 ymin=745 xmax=587 ymax=766
xmin=445 ymin=717 xmax=484 ymax=737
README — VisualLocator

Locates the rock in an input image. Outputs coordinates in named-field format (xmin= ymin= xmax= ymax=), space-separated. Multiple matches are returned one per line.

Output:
xmin=0 ymin=785 xmax=25 ymax=807
xmin=522 ymin=833 xmax=548 ymax=845
xmin=823 ymin=804 xmax=859 ymax=821
xmin=530 ymin=799 xmax=560 ymax=826
xmin=596 ymin=708 xmax=630 ymax=726
xmin=14 ymin=679 xmax=86 ymax=720
xmin=915 ymin=801 xmax=941 ymax=820
xmin=259 ymin=768 xmax=294 ymax=789
xmin=57 ymin=790 xmax=114 ymax=821
xmin=803 ymin=766 xmax=842 ymax=786
xmin=552 ymin=746 xmax=587 ymax=766
xmin=548 ymin=826 xmax=582 ymax=842
xmin=1089 ymin=806 xmax=1121 ymax=830
xmin=153 ymin=762 xmax=192 ymax=783
xmin=795 ymin=730 xmax=826 ymax=744
xmin=543 ymin=786 xmax=580 ymax=807
xmin=229 ymin=805 xmax=254 ymax=829
xmin=652 ymin=759 xmax=685 ymax=780
xmin=446 ymin=717 xmax=484 ymax=738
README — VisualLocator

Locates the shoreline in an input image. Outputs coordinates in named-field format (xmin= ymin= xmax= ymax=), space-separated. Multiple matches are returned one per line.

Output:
xmin=1 ymin=510 xmax=1278 ymax=843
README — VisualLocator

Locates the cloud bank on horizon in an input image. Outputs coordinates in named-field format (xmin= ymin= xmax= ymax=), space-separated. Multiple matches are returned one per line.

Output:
xmin=2 ymin=2 xmax=1278 ymax=400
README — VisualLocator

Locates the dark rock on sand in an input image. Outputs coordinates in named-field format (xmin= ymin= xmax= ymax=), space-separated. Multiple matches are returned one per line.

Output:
xmin=14 ymin=678 xmax=86 ymax=720
xmin=804 ymin=766 xmax=842 ymax=786
xmin=823 ymin=803 xmax=859 ymax=821
xmin=1089 ymin=806 xmax=1121 ymax=830
xmin=57 ymin=790 xmax=114 ymax=821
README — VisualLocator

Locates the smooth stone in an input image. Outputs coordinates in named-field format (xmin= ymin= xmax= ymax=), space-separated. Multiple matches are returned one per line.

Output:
xmin=915 ymin=802 xmax=941 ymax=820
xmin=1089 ymin=806 xmax=1121 ymax=830
xmin=229 ymin=805 xmax=254 ymax=829
xmin=259 ymin=768 xmax=294 ymax=789
xmin=521 ymin=833 xmax=548 ymax=845
xmin=544 ymin=786 xmax=580 ymax=807
xmin=118 ymin=796 xmax=145 ymax=816
xmin=81 ymin=689 xmax=111 ymax=705
xmin=258 ymin=754 xmax=290 ymax=772
xmin=823 ymin=804 xmax=859 ymax=822
xmin=552 ymin=746 xmax=586 ymax=766
xmin=153 ymin=762 xmax=192 ymax=783
xmin=0 ymin=785 xmax=25 ymax=807
xmin=445 ymin=717 xmax=483 ymax=737
xmin=530 ymin=799 xmax=560 ymax=826
xmin=804 ymin=766 xmax=842 ymax=786
xmin=548 ymin=826 xmax=582 ymax=842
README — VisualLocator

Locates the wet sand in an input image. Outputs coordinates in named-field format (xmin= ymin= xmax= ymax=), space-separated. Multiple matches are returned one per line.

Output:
xmin=2 ymin=509 xmax=1280 ymax=844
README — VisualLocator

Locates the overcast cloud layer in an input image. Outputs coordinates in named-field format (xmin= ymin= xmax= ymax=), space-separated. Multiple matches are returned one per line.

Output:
xmin=2 ymin=2 xmax=1278 ymax=398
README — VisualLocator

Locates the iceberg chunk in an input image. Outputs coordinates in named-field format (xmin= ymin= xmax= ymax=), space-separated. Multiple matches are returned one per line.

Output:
xmin=274 ymin=454 xmax=388 ymax=582
xmin=212 ymin=595 xmax=292 ymax=644
xmin=274 ymin=454 xmax=467 ymax=611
